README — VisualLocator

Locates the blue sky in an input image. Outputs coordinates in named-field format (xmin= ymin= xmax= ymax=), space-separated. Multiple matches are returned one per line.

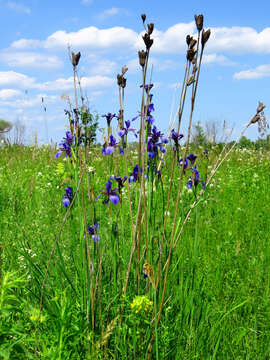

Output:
xmin=0 ymin=0 xmax=269 ymax=143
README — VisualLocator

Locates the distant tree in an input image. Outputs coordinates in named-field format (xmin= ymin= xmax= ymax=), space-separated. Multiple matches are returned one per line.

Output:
xmin=0 ymin=119 xmax=12 ymax=143
xmin=238 ymin=136 xmax=253 ymax=149
xmin=192 ymin=121 xmax=207 ymax=147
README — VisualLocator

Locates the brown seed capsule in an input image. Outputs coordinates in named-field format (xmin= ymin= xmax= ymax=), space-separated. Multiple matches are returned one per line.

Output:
xmin=187 ymin=48 xmax=196 ymax=62
xmin=117 ymin=74 xmax=126 ymax=88
xmin=147 ymin=23 xmax=154 ymax=35
xmin=142 ymin=33 xmax=154 ymax=50
xmin=186 ymin=35 xmax=191 ymax=46
xmin=189 ymin=38 xmax=197 ymax=49
xmin=195 ymin=14 xmax=204 ymax=31
xmin=72 ymin=51 xmax=81 ymax=67
xmin=257 ymin=101 xmax=265 ymax=114
xmin=250 ymin=114 xmax=260 ymax=124
xmin=141 ymin=14 xmax=146 ymax=23
xmin=201 ymin=29 xmax=211 ymax=47
xmin=138 ymin=50 xmax=147 ymax=67
xmin=187 ymin=76 xmax=195 ymax=86
xmin=121 ymin=65 xmax=128 ymax=75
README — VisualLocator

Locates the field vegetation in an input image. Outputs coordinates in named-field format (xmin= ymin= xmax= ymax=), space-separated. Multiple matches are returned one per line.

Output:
xmin=0 ymin=13 xmax=270 ymax=360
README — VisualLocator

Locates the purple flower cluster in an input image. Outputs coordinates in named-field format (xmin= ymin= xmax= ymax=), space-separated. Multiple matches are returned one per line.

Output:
xmin=62 ymin=186 xmax=73 ymax=207
xmin=187 ymin=167 xmax=205 ymax=190
xmin=56 ymin=131 xmax=73 ymax=158
xmin=118 ymin=120 xmax=137 ymax=138
xmin=102 ymin=113 xmax=117 ymax=127
xmin=147 ymin=125 xmax=168 ymax=159
xmin=96 ymin=180 xmax=120 ymax=205
xmin=179 ymin=153 xmax=197 ymax=171
xmin=102 ymin=134 xmax=123 ymax=155
xmin=86 ymin=222 xmax=100 ymax=242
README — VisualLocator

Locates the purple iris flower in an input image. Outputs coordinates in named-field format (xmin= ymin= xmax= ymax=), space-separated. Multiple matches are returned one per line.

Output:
xmin=171 ymin=129 xmax=184 ymax=148
xmin=187 ymin=168 xmax=205 ymax=190
xmin=179 ymin=153 xmax=197 ymax=170
xmin=147 ymin=125 xmax=168 ymax=159
xmin=140 ymin=83 xmax=154 ymax=92
xmin=129 ymin=165 xmax=140 ymax=183
xmin=187 ymin=153 xmax=197 ymax=165
xmin=56 ymin=131 xmax=73 ymax=158
xmin=110 ymin=175 xmax=127 ymax=192
xmin=86 ymin=221 xmax=100 ymax=242
xmin=144 ymin=103 xmax=155 ymax=125
xmin=102 ymin=134 xmax=123 ymax=155
xmin=62 ymin=186 xmax=73 ymax=207
xmin=102 ymin=113 xmax=116 ymax=127
xmin=118 ymin=120 xmax=137 ymax=138
xmin=95 ymin=180 xmax=120 ymax=205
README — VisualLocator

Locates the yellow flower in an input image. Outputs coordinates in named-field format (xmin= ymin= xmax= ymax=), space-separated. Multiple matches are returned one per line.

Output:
xmin=130 ymin=296 xmax=153 ymax=314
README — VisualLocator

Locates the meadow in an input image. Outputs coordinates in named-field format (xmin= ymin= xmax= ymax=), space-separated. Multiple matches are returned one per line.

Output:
xmin=1 ymin=13 xmax=270 ymax=360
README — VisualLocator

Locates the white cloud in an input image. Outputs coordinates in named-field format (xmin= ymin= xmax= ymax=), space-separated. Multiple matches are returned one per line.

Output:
xmin=233 ymin=64 xmax=270 ymax=80
xmin=0 ymin=89 xmax=22 ymax=100
xmin=11 ymin=39 xmax=42 ymax=49
xmin=85 ymin=56 xmax=117 ymax=75
xmin=7 ymin=1 xmax=30 ymax=14
xmin=0 ymin=52 xmax=63 ymax=69
xmin=208 ymin=26 xmax=270 ymax=55
xmin=0 ymin=71 xmax=36 ymax=89
xmin=96 ymin=7 xmax=128 ymax=20
xmin=0 ymin=93 xmax=58 ymax=108
xmin=37 ymin=75 xmax=114 ymax=91
xmin=44 ymin=26 xmax=138 ymax=50
xmin=203 ymin=54 xmax=236 ymax=66
xmin=8 ymin=22 xmax=270 ymax=57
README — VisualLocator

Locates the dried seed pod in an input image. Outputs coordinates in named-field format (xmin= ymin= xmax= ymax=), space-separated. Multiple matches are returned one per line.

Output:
xmin=189 ymin=38 xmax=197 ymax=49
xmin=117 ymin=74 xmax=127 ymax=88
xmin=250 ymin=114 xmax=260 ymax=124
xmin=138 ymin=50 xmax=147 ymax=67
xmin=121 ymin=65 xmax=128 ymax=75
xmin=257 ymin=101 xmax=265 ymax=113
xmin=141 ymin=14 xmax=146 ymax=23
xmin=201 ymin=29 xmax=211 ymax=47
xmin=187 ymin=48 xmax=196 ymax=62
xmin=142 ymin=33 xmax=154 ymax=50
xmin=187 ymin=76 xmax=195 ymax=86
xmin=195 ymin=14 xmax=204 ymax=31
xmin=192 ymin=64 xmax=197 ymax=74
xmin=72 ymin=51 xmax=81 ymax=67
xmin=147 ymin=23 xmax=154 ymax=35
xmin=186 ymin=35 xmax=191 ymax=46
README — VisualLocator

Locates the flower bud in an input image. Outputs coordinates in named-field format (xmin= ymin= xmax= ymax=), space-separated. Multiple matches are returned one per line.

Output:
xmin=201 ymin=29 xmax=211 ymax=47
xmin=195 ymin=14 xmax=204 ymax=31
xmin=141 ymin=14 xmax=146 ymax=23
xmin=72 ymin=51 xmax=81 ymax=67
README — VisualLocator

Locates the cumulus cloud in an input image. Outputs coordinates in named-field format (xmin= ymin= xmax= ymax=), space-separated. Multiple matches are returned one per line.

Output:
xmin=203 ymin=54 xmax=236 ymax=66
xmin=36 ymin=75 xmax=114 ymax=91
xmin=11 ymin=22 xmax=270 ymax=56
xmin=0 ymin=52 xmax=63 ymax=69
xmin=0 ymin=71 xmax=36 ymax=89
xmin=7 ymin=1 xmax=30 ymax=14
xmin=233 ymin=64 xmax=270 ymax=80
xmin=0 ymin=89 xmax=22 ymax=100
